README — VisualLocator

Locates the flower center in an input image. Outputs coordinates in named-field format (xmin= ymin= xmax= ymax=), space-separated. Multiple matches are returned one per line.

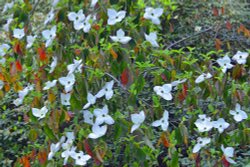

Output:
xmin=224 ymin=63 xmax=227 ymax=66
xmin=219 ymin=125 xmax=222 ymax=128
xmin=236 ymin=111 xmax=239 ymax=115
xmin=76 ymin=16 xmax=79 ymax=20
xmin=102 ymin=114 xmax=105 ymax=117
xmin=105 ymin=88 xmax=108 ymax=92
xmin=239 ymin=56 xmax=242 ymax=59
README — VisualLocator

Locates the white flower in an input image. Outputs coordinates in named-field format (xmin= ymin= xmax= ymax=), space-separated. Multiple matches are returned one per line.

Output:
xmin=152 ymin=110 xmax=169 ymax=131
xmin=26 ymin=35 xmax=37 ymax=49
xmin=71 ymin=151 xmax=91 ymax=166
xmin=52 ymin=0 xmax=59 ymax=6
xmin=145 ymin=32 xmax=159 ymax=47
xmin=232 ymin=51 xmax=249 ymax=65
xmin=43 ymin=80 xmax=57 ymax=90
xmin=61 ymin=146 xmax=77 ymax=165
xmin=230 ymin=103 xmax=248 ymax=122
xmin=49 ymin=56 xmax=57 ymax=73
xmin=195 ymin=73 xmax=212 ymax=84
xmin=90 ymin=0 xmax=98 ymax=7
xmin=195 ymin=26 xmax=202 ymax=32
xmin=13 ymin=98 xmax=23 ymax=106
xmin=0 ymin=80 xmax=4 ymax=90
xmin=107 ymin=9 xmax=126 ymax=25
xmin=153 ymin=84 xmax=172 ymax=100
xmin=48 ymin=142 xmax=61 ymax=160
xmin=95 ymin=80 xmax=114 ymax=100
xmin=171 ymin=79 xmax=187 ymax=87
xmin=0 ymin=44 xmax=10 ymax=57
xmin=110 ymin=29 xmax=132 ymax=44
xmin=143 ymin=7 xmax=163 ymax=25
xmin=2 ymin=2 xmax=14 ymax=13
xmin=194 ymin=114 xmax=213 ymax=132
xmin=59 ymin=73 xmax=75 ymax=93
xmin=94 ymin=105 xmax=114 ymax=125
xmin=83 ymin=110 xmax=94 ymax=125
xmin=221 ymin=145 xmax=236 ymax=164
xmin=67 ymin=59 xmax=82 ymax=74
xmin=212 ymin=118 xmax=230 ymax=133
xmin=42 ymin=26 xmax=56 ymax=47
xmin=61 ymin=93 xmax=71 ymax=106
xmin=216 ymin=55 xmax=234 ymax=73
xmin=13 ymin=28 xmax=25 ymax=39
xmin=192 ymin=137 xmax=211 ymax=153
xmin=83 ymin=93 xmax=96 ymax=109
xmin=131 ymin=111 xmax=145 ymax=133
xmin=64 ymin=132 xmax=75 ymax=144
xmin=3 ymin=18 xmax=13 ymax=31
xmin=83 ymin=15 xmax=92 ymax=33
xmin=32 ymin=106 xmax=49 ymax=119
xmin=68 ymin=10 xmax=85 ymax=30
xmin=88 ymin=124 xmax=108 ymax=139
xmin=44 ymin=8 xmax=55 ymax=25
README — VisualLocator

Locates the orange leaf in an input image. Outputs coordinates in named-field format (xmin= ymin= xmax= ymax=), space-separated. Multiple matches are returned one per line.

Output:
xmin=215 ymin=38 xmax=222 ymax=50
xmin=38 ymin=150 xmax=47 ymax=165
xmin=38 ymin=47 xmax=47 ymax=61
xmin=120 ymin=68 xmax=129 ymax=86
xmin=178 ymin=83 xmax=188 ymax=101
xmin=19 ymin=156 xmax=31 ymax=167
xmin=16 ymin=60 xmax=23 ymax=72
xmin=157 ymin=132 xmax=170 ymax=148
xmin=92 ymin=24 xmax=100 ymax=31
xmin=84 ymin=139 xmax=101 ymax=165
xmin=221 ymin=7 xmax=225 ymax=15
xmin=169 ymin=23 xmax=174 ymax=33
xmin=14 ymin=42 xmax=23 ymax=55
xmin=110 ymin=48 xmax=118 ymax=59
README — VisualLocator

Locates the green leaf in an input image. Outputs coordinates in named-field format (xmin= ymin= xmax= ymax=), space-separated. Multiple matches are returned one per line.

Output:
xmin=43 ymin=124 xmax=56 ymax=141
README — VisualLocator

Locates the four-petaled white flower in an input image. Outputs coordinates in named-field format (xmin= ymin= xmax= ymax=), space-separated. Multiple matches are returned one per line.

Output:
xmin=94 ymin=105 xmax=114 ymax=125
xmin=221 ymin=145 xmax=236 ymax=164
xmin=48 ymin=142 xmax=61 ymax=160
xmin=95 ymin=80 xmax=114 ymax=100
xmin=61 ymin=93 xmax=71 ymax=106
xmin=145 ymin=32 xmax=159 ymax=47
xmin=42 ymin=26 xmax=57 ymax=47
xmin=71 ymin=151 xmax=91 ymax=166
xmin=212 ymin=118 xmax=230 ymax=133
xmin=153 ymin=84 xmax=173 ymax=100
xmin=61 ymin=146 xmax=76 ymax=165
xmin=130 ymin=111 xmax=145 ymax=133
xmin=88 ymin=124 xmax=108 ymax=139
xmin=152 ymin=110 xmax=169 ymax=131
xmin=195 ymin=73 xmax=212 ymax=84
xmin=83 ymin=93 xmax=97 ymax=109
xmin=90 ymin=0 xmax=98 ymax=7
xmin=107 ymin=9 xmax=126 ymax=25
xmin=232 ymin=51 xmax=249 ymax=65
xmin=0 ymin=44 xmax=10 ymax=57
xmin=13 ymin=28 xmax=25 ymax=39
xmin=82 ymin=15 xmax=92 ymax=33
xmin=194 ymin=114 xmax=213 ymax=132
xmin=192 ymin=137 xmax=211 ymax=153
xmin=44 ymin=8 xmax=55 ymax=25
xmin=68 ymin=10 xmax=85 ymax=30
xmin=110 ymin=29 xmax=132 ymax=44
xmin=26 ymin=35 xmax=37 ymax=49
xmin=2 ymin=2 xmax=14 ymax=13
xmin=43 ymin=80 xmax=57 ymax=90
xmin=32 ymin=106 xmax=49 ymax=119
xmin=230 ymin=103 xmax=248 ymax=122
xmin=216 ymin=55 xmax=234 ymax=73
xmin=67 ymin=59 xmax=83 ymax=74
xmin=59 ymin=73 xmax=75 ymax=93
xmin=49 ymin=56 xmax=57 ymax=73
xmin=83 ymin=110 xmax=94 ymax=125
xmin=143 ymin=7 xmax=163 ymax=25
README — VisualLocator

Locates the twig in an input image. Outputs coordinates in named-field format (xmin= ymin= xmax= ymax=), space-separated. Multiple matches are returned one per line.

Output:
xmin=164 ymin=27 xmax=214 ymax=50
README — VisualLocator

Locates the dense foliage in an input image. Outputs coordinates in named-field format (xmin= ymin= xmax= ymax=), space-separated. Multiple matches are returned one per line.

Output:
xmin=0 ymin=0 xmax=249 ymax=166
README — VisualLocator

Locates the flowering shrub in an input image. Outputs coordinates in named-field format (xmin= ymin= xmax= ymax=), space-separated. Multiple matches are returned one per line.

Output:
xmin=0 ymin=0 xmax=249 ymax=166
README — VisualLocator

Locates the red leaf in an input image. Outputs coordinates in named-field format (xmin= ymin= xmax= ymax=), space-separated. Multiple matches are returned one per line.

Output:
xmin=14 ymin=42 xmax=23 ymax=55
xmin=16 ymin=60 xmax=23 ymax=72
xmin=84 ymin=139 xmax=101 ymax=165
xmin=226 ymin=21 xmax=232 ymax=30
xmin=120 ymin=68 xmax=129 ymax=86
xmin=195 ymin=154 xmax=201 ymax=167
xmin=222 ymin=156 xmax=230 ymax=167
xmin=215 ymin=38 xmax=222 ymax=51
xmin=178 ymin=83 xmax=188 ymax=101
xmin=221 ymin=7 xmax=225 ymax=15
xmin=213 ymin=7 xmax=219 ymax=16
xmin=161 ymin=73 xmax=167 ymax=81
xmin=37 ymin=47 xmax=47 ymax=61
xmin=38 ymin=150 xmax=47 ymax=165
xmin=19 ymin=156 xmax=31 ymax=167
